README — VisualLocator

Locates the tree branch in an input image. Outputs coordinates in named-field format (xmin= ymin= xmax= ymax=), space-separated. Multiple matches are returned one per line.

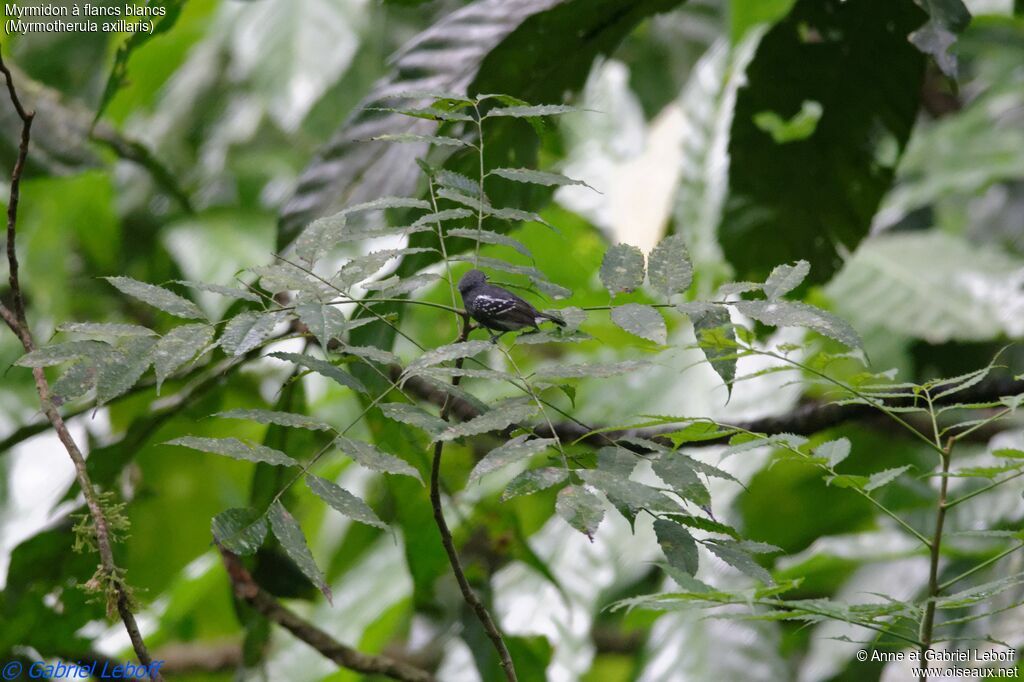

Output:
xmin=402 ymin=371 xmax=1024 ymax=453
xmin=217 ymin=546 xmax=434 ymax=682
xmin=430 ymin=317 xmax=518 ymax=682
xmin=0 ymin=46 xmax=162 ymax=680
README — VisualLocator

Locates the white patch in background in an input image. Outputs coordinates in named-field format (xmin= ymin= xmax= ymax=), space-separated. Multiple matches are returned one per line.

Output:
xmin=0 ymin=415 xmax=100 ymax=588
xmin=556 ymin=60 xmax=684 ymax=254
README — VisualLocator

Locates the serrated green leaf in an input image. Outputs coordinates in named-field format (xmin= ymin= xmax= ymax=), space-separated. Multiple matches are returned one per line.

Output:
xmin=600 ymin=243 xmax=645 ymax=295
xmin=379 ymin=402 xmax=448 ymax=437
xmin=469 ymin=436 xmax=556 ymax=483
xmin=165 ymin=436 xmax=298 ymax=467
xmin=682 ymin=303 xmax=737 ymax=390
xmin=296 ymin=304 xmax=351 ymax=349
xmin=338 ymin=344 xmax=399 ymax=366
xmin=51 ymin=361 xmax=97 ymax=403
xmin=732 ymin=300 xmax=863 ymax=351
xmin=216 ymin=409 xmax=333 ymax=432
xmin=372 ymin=133 xmax=471 ymax=148
xmin=556 ymin=485 xmax=604 ymax=539
xmin=485 ymin=104 xmax=576 ymax=118
xmin=154 ymin=323 xmax=215 ymax=392
xmin=105 ymin=276 xmax=205 ymax=320
xmin=334 ymin=435 xmax=422 ymax=483
xmin=994 ymin=449 xmax=1024 ymax=459
xmin=647 ymin=234 xmax=693 ymax=297
xmin=652 ymin=455 xmax=711 ymax=506
xmin=269 ymin=352 xmax=367 ymax=394
xmin=368 ymin=105 xmax=474 ymax=122
xmin=57 ymin=322 xmax=156 ymax=337
xmin=705 ymin=540 xmax=773 ymax=584
xmin=95 ymin=337 xmax=156 ymax=406
xmin=435 ymin=169 xmax=480 ymax=196
xmin=438 ymin=398 xmax=538 ymax=442
xmin=610 ymin=304 xmax=667 ymax=345
xmin=578 ymin=469 xmax=680 ymax=523
xmin=502 ymin=467 xmax=567 ymax=501
xmin=406 ymin=340 xmax=494 ymax=374
xmin=535 ymin=360 xmax=648 ymax=380
xmin=412 ymin=208 xmax=475 ymax=227
xmin=363 ymin=273 xmax=441 ymax=296
xmin=447 ymin=229 xmax=533 ymax=258
xmin=212 ymin=508 xmax=267 ymax=556
xmin=489 ymin=167 xmax=589 ymax=189
xmin=863 ymin=465 xmax=912 ymax=492
xmin=16 ymin=340 xmax=110 ymax=367
xmin=294 ymin=213 xmax=346 ymax=265
xmin=654 ymin=519 xmax=699 ymax=576
xmin=268 ymin=501 xmax=332 ymax=604
xmin=763 ymin=260 xmax=810 ymax=300
xmin=815 ymin=438 xmax=851 ymax=468
xmin=306 ymin=475 xmax=386 ymax=529
xmin=665 ymin=514 xmax=741 ymax=539
xmin=221 ymin=311 xmax=285 ymax=356
xmin=175 ymin=280 xmax=263 ymax=303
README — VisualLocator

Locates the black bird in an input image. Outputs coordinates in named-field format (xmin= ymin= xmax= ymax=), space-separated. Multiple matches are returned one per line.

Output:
xmin=458 ymin=269 xmax=565 ymax=341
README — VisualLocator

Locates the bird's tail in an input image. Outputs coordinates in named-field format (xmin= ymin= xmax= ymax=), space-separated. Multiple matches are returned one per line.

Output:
xmin=540 ymin=311 xmax=566 ymax=327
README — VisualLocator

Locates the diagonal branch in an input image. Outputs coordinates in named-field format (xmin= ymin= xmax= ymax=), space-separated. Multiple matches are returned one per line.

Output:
xmin=1 ymin=46 xmax=162 ymax=680
xmin=430 ymin=317 xmax=518 ymax=682
xmin=402 ymin=372 xmax=1024 ymax=453
xmin=217 ymin=546 xmax=434 ymax=682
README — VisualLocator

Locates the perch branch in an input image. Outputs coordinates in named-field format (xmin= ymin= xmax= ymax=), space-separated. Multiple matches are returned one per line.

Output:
xmin=430 ymin=316 xmax=518 ymax=681
xmin=0 ymin=47 xmax=162 ymax=680
xmin=217 ymin=546 xmax=434 ymax=682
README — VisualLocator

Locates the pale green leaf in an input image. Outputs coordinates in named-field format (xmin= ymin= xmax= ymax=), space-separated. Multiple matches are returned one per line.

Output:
xmin=732 ymin=300 xmax=863 ymax=351
xmin=221 ymin=311 xmax=285 ymax=356
xmin=268 ymin=352 xmax=367 ymax=394
xmin=306 ymin=475 xmax=386 ymax=529
xmin=502 ymin=467 xmax=567 ymax=501
xmin=105 ymin=276 xmax=206 ymax=320
xmin=610 ymin=304 xmax=667 ymax=345
xmin=57 ymin=322 xmax=156 ymax=337
xmin=216 ymin=409 xmax=333 ymax=432
xmin=600 ymin=243 xmax=645 ymax=295
xmin=469 ymin=436 xmax=556 ymax=483
xmin=334 ymin=435 xmax=422 ymax=483
xmin=763 ymin=260 xmax=810 ymax=300
xmin=485 ymin=104 xmax=576 ymax=118
xmin=489 ymin=167 xmax=589 ymax=189
xmin=268 ymin=501 xmax=332 ymax=604
xmin=212 ymin=508 xmax=267 ymax=556
xmin=16 ymin=340 xmax=110 ymax=367
xmin=175 ymin=281 xmax=263 ymax=303
xmin=706 ymin=540 xmax=773 ymax=584
xmin=296 ymin=303 xmax=351 ymax=349
xmin=447 ymin=229 xmax=532 ymax=258
xmin=154 ymin=323 xmax=215 ymax=392
xmin=95 ymin=337 xmax=156 ymax=406
xmin=647 ymin=234 xmax=693 ymax=297
xmin=406 ymin=340 xmax=494 ymax=374
xmin=815 ymin=438 xmax=851 ymax=468
xmin=165 ymin=436 xmax=298 ymax=466
xmin=654 ymin=519 xmax=699 ymax=576
xmin=535 ymin=360 xmax=648 ymax=380
xmin=379 ymin=403 xmax=448 ymax=438
xmin=438 ymin=398 xmax=538 ymax=442
xmin=864 ymin=465 xmax=913 ymax=492
xmin=556 ymin=484 xmax=604 ymax=539
xmin=372 ymin=133 xmax=470 ymax=148
xmin=652 ymin=454 xmax=711 ymax=506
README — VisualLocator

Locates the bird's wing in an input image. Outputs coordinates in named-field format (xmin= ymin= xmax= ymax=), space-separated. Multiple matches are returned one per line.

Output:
xmin=472 ymin=293 xmax=519 ymax=317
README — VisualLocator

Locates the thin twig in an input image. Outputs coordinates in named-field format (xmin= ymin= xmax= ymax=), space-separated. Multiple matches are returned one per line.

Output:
xmin=0 ymin=46 xmax=162 ymax=679
xmin=431 ymin=316 xmax=518 ymax=681
xmin=218 ymin=546 xmax=434 ymax=682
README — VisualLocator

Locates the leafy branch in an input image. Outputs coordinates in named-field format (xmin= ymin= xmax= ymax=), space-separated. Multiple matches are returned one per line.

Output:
xmin=0 ymin=47 xmax=162 ymax=679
